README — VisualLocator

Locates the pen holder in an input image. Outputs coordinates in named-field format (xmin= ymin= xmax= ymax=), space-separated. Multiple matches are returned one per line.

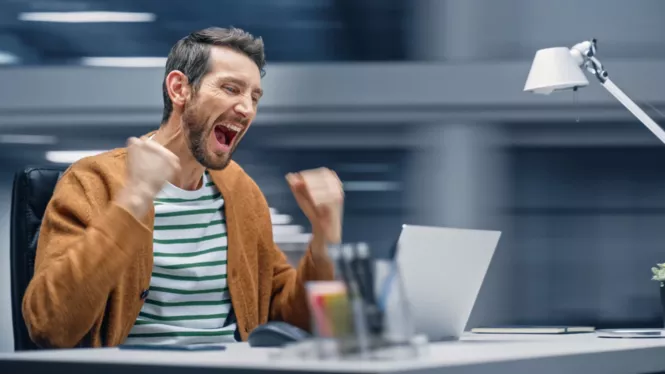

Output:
xmin=366 ymin=259 xmax=423 ymax=359
xmin=301 ymin=257 xmax=423 ymax=361
xmin=305 ymin=281 xmax=356 ymax=358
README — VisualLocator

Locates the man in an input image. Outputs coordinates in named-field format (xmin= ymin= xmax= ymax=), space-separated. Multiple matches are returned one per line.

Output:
xmin=22 ymin=27 xmax=342 ymax=348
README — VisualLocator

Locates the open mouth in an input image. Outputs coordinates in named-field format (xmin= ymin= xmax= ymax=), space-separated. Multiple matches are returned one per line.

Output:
xmin=213 ymin=123 xmax=242 ymax=149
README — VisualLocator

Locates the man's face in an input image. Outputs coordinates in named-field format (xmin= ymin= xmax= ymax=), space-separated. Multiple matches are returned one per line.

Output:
xmin=181 ymin=46 xmax=263 ymax=170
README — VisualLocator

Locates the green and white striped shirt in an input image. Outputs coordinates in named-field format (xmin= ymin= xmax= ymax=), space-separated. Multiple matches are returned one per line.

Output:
xmin=125 ymin=171 xmax=237 ymax=345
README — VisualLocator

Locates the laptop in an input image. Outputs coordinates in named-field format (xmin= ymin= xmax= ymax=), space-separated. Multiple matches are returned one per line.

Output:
xmin=394 ymin=224 xmax=501 ymax=342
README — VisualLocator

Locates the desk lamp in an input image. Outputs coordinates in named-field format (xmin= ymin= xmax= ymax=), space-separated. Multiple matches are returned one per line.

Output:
xmin=523 ymin=38 xmax=665 ymax=144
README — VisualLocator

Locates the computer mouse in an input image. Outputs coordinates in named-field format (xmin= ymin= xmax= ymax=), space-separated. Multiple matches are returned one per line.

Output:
xmin=247 ymin=321 xmax=311 ymax=347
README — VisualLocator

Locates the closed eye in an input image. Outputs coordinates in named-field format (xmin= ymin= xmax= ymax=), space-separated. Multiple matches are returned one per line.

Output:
xmin=223 ymin=85 xmax=239 ymax=94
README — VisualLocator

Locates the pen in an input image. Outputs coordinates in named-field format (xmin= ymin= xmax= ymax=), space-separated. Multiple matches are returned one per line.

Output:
xmin=340 ymin=244 xmax=361 ymax=298
xmin=329 ymin=244 xmax=349 ymax=285
xmin=328 ymin=244 xmax=355 ymax=338
xmin=341 ymin=244 xmax=370 ymax=355
xmin=350 ymin=242 xmax=373 ymax=303
xmin=332 ymin=244 xmax=364 ymax=308
xmin=351 ymin=243 xmax=384 ymax=335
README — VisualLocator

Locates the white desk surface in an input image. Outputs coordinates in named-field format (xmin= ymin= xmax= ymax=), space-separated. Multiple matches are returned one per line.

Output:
xmin=3 ymin=333 xmax=665 ymax=374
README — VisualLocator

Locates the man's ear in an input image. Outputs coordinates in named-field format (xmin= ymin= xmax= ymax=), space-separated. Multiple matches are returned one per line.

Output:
xmin=165 ymin=70 xmax=191 ymax=110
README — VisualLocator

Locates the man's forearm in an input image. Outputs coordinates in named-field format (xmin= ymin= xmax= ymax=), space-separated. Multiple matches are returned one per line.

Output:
xmin=24 ymin=203 xmax=149 ymax=348
xmin=269 ymin=237 xmax=335 ymax=331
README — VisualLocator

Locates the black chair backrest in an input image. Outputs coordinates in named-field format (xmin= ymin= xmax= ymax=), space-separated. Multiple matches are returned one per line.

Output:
xmin=10 ymin=167 xmax=65 ymax=351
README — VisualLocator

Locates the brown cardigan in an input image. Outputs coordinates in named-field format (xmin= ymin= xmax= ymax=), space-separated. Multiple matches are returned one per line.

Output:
xmin=22 ymin=146 xmax=334 ymax=348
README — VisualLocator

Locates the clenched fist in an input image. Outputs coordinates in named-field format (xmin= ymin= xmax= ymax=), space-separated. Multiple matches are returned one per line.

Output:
xmin=286 ymin=167 xmax=344 ymax=244
xmin=116 ymin=137 xmax=181 ymax=218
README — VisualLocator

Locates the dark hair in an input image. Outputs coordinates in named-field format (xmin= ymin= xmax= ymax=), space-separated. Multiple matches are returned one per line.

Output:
xmin=161 ymin=27 xmax=266 ymax=124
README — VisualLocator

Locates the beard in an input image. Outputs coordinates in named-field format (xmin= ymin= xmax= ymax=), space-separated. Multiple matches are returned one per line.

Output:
xmin=181 ymin=98 xmax=234 ymax=171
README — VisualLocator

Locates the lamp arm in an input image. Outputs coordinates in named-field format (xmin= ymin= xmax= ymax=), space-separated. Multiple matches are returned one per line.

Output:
xmin=601 ymin=78 xmax=665 ymax=144
xmin=573 ymin=39 xmax=665 ymax=144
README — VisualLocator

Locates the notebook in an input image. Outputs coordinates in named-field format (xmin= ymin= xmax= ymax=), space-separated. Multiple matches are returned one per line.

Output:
xmin=471 ymin=326 xmax=595 ymax=334
xmin=596 ymin=329 xmax=665 ymax=338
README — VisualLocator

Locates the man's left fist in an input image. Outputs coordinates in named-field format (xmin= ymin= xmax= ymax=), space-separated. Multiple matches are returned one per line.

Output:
xmin=285 ymin=167 xmax=344 ymax=244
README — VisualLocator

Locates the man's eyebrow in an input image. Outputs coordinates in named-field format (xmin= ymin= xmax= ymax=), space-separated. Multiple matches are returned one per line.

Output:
xmin=219 ymin=76 xmax=246 ymax=87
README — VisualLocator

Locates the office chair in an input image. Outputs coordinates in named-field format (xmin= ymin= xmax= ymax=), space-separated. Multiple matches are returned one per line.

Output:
xmin=10 ymin=167 xmax=66 ymax=351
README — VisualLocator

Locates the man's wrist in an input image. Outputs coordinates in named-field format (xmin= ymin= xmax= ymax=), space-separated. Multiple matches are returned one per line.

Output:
xmin=115 ymin=185 xmax=153 ymax=219
xmin=309 ymin=232 xmax=330 ymax=263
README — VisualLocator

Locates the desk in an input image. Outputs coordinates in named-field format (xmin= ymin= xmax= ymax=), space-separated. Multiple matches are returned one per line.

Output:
xmin=2 ymin=333 xmax=665 ymax=374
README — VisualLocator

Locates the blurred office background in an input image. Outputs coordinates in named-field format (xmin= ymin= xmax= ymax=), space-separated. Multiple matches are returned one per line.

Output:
xmin=2 ymin=0 xmax=665 ymax=351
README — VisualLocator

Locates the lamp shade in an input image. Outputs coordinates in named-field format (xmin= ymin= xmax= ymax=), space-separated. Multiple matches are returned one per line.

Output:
xmin=524 ymin=47 xmax=589 ymax=95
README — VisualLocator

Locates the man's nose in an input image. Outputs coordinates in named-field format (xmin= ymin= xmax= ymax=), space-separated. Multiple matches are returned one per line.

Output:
xmin=234 ymin=96 xmax=253 ymax=118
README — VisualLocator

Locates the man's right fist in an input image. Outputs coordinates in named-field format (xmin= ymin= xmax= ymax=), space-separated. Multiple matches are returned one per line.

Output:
xmin=126 ymin=137 xmax=180 ymax=198
xmin=116 ymin=137 xmax=180 ymax=218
